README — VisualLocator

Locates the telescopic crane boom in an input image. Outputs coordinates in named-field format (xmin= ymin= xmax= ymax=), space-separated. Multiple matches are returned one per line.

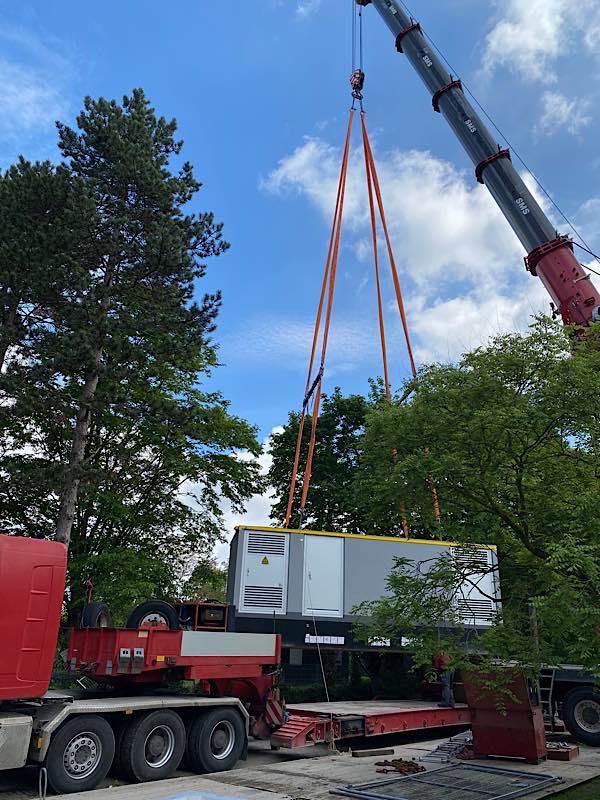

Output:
xmin=357 ymin=0 xmax=600 ymax=327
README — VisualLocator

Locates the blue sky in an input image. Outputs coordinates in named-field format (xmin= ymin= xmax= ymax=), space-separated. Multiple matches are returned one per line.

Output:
xmin=2 ymin=0 xmax=599 ymax=538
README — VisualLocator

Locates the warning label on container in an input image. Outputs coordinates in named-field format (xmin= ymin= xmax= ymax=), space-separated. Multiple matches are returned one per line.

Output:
xmin=261 ymin=556 xmax=269 ymax=565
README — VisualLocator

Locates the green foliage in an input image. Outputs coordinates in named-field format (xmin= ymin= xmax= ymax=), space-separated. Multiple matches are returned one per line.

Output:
xmin=0 ymin=89 xmax=263 ymax=615
xmin=355 ymin=319 xmax=600 ymax=676
xmin=282 ymin=678 xmax=372 ymax=704
xmin=181 ymin=558 xmax=227 ymax=602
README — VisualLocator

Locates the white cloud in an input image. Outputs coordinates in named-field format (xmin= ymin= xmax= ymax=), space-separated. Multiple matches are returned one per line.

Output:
xmin=215 ymin=428 xmax=283 ymax=562
xmin=408 ymin=283 xmax=550 ymax=363
xmin=0 ymin=59 xmax=67 ymax=135
xmin=0 ymin=25 xmax=72 ymax=143
xmin=483 ymin=0 xmax=600 ymax=83
xmin=264 ymin=137 xmax=522 ymax=293
xmin=537 ymin=91 xmax=592 ymax=136
xmin=296 ymin=0 xmax=323 ymax=18
xmin=262 ymin=133 xmax=563 ymax=370
xmin=222 ymin=315 xmax=383 ymax=375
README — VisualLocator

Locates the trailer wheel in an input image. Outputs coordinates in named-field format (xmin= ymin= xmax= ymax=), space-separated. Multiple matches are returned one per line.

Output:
xmin=120 ymin=709 xmax=186 ymax=782
xmin=186 ymin=708 xmax=246 ymax=773
xmin=562 ymin=687 xmax=600 ymax=746
xmin=81 ymin=601 xmax=112 ymax=628
xmin=126 ymin=600 xmax=179 ymax=630
xmin=45 ymin=715 xmax=115 ymax=794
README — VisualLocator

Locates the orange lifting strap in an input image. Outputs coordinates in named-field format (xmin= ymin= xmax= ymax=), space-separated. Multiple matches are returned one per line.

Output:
xmin=284 ymin=110 xmax=441 ymax=530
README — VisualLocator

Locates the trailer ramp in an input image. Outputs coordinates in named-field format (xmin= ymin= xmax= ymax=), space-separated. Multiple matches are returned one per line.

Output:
xmin=331 ymin=763 xmax=561 ymax=800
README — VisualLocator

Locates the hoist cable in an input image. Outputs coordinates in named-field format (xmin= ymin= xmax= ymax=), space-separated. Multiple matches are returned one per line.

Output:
xmin=362 ymin=113 xmax=441 ymax=526
xmin=351 ymin=0 xmax=356 ymax=72
xmin=395 ymin=0 xmax=595 ymax=261
xmin=359 ymin=2 xmax=364 ymax=72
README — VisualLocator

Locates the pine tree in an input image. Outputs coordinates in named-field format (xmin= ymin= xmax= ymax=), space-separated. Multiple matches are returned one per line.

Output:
xmin=0 ymin=90 xmax=263 ymax=617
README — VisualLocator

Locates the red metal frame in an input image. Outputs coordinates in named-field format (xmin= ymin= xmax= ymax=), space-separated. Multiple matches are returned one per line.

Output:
xmin=525 ymin=236 xmax=598 ymax=325
xmin=68 ymin=627 xmax=281 ymax=684
xmin=475 ymin=148 xmax=511 ymax=184
xmin=271 ymin=704 xmax=470 ymax=749
xmin=395 ymin=23 xmax=422 ymax=53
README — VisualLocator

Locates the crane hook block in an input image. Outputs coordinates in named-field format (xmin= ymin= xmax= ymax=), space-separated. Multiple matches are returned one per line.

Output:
xmin=355 ymin=0 xmax=372 ymax=5
xmin=351 ymin=69 xmax=366 ymax=99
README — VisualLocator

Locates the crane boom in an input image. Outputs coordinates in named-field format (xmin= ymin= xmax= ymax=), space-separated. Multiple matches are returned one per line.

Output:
xmin=358 ymin=0 xmax=599 ymax=326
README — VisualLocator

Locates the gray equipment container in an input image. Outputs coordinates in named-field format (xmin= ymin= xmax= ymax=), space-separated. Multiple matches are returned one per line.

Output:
xmin=227 ymin=526 xmax=500 ymax=651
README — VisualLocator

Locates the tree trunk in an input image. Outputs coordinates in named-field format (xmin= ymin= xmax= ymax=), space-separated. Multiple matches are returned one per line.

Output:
xmin=55 ymin=269 xmax=114 ymax=549
xmin=55 ymin=369 xmax=100 ymax=547
xmin=0 ymin=300 xmax=19 ymax=373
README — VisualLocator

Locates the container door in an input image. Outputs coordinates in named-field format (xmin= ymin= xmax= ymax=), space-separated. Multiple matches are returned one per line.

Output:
xmin=239 ymin=530 xmax=289 ymax=615
xmin=303 ymin=535 xmax=344 ymax=618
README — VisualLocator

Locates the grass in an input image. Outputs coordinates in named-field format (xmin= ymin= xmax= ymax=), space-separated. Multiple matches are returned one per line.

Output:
xmin=554 ymin=777 xmax=600 ymax=798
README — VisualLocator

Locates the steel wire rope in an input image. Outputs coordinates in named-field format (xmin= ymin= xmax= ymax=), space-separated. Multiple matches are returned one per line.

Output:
xmin=305 ymin=576 xmax=338 ymax=752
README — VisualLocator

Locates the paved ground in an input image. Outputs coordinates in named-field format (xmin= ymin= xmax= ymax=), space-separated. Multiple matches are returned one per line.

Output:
xmin=3 ymin=731 xmax=600 ymax=800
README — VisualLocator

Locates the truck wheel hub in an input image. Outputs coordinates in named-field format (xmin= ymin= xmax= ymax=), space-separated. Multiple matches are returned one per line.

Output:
xmin=144 ymin=725 xmax=175 ymax=767
xmin=575 ymin=700 xmax=600 ymax=733
xmin=64 ymin=734 xmax=101 ymax=778
xmin=210 ymin=721 xmax=235 ymax=759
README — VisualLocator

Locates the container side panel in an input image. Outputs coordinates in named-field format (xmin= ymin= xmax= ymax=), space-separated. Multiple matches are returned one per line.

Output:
xmin=344 ymin=539 xmax=449 ymax=613
xmin=287 ymin=533 xmax=305 ymax=614
xmin=226 ymin=530 xmax=240 ymax=607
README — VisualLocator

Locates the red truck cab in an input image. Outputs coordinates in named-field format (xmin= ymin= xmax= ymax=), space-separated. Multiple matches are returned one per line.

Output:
xmin=0 ymin=534 xmax=67 ymax=701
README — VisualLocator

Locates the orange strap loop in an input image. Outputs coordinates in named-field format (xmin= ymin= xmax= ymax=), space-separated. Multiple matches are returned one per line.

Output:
xmin=362 ymin=115 xmax=441 ymax=527
xmin=284 ymin=110 xmax=355 ymax=527
xmin=284 ymin=110 xmax=441 ymax=529
xmin=361 ymin=115 xmax=417 ymax=379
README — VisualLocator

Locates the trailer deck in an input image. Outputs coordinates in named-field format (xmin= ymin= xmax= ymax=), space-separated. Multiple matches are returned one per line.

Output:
xmin=272 ymin=701 xmax=470 ymax=748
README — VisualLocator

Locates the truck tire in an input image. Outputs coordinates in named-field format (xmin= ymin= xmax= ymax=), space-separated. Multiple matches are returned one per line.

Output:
xmin=119 ymin=709 xmax=186 ymax=782
xmin=562 ymin=687 xmax=600 ymax=745
xmin=110 ymin=717 xmax=128 ymax=777
xmin=45 ymin=714 xmax=115 ymax=794
xmin=126 ymin=600 xmax=179 ymax=630
xmin=186 ymin=708 xmax=246 ymax=773
xmin=81 ymin=601 xmax=112 ymax=628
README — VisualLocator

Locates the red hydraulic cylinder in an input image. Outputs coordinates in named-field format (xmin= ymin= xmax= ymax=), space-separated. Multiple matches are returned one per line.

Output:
xmin=526 ymin=237 xmax=598 ymax=326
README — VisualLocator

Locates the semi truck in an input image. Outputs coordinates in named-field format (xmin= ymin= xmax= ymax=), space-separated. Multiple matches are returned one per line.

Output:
xmin=3 ymin=528 xmax=600 ymax=797
xmin=0 ymin=534 xmax=284 ymax=794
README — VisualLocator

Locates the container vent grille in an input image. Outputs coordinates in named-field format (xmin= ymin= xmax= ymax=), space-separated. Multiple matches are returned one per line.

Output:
xmin=456 ymin=598 xmax=496 ymax=623
xmin=247 ymin=533 xmax=286 ymax=556
xmin=243 ymin=585 xmax=284 ymax=610
xmin=453 ymin=548 xmax=490 ymax=572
